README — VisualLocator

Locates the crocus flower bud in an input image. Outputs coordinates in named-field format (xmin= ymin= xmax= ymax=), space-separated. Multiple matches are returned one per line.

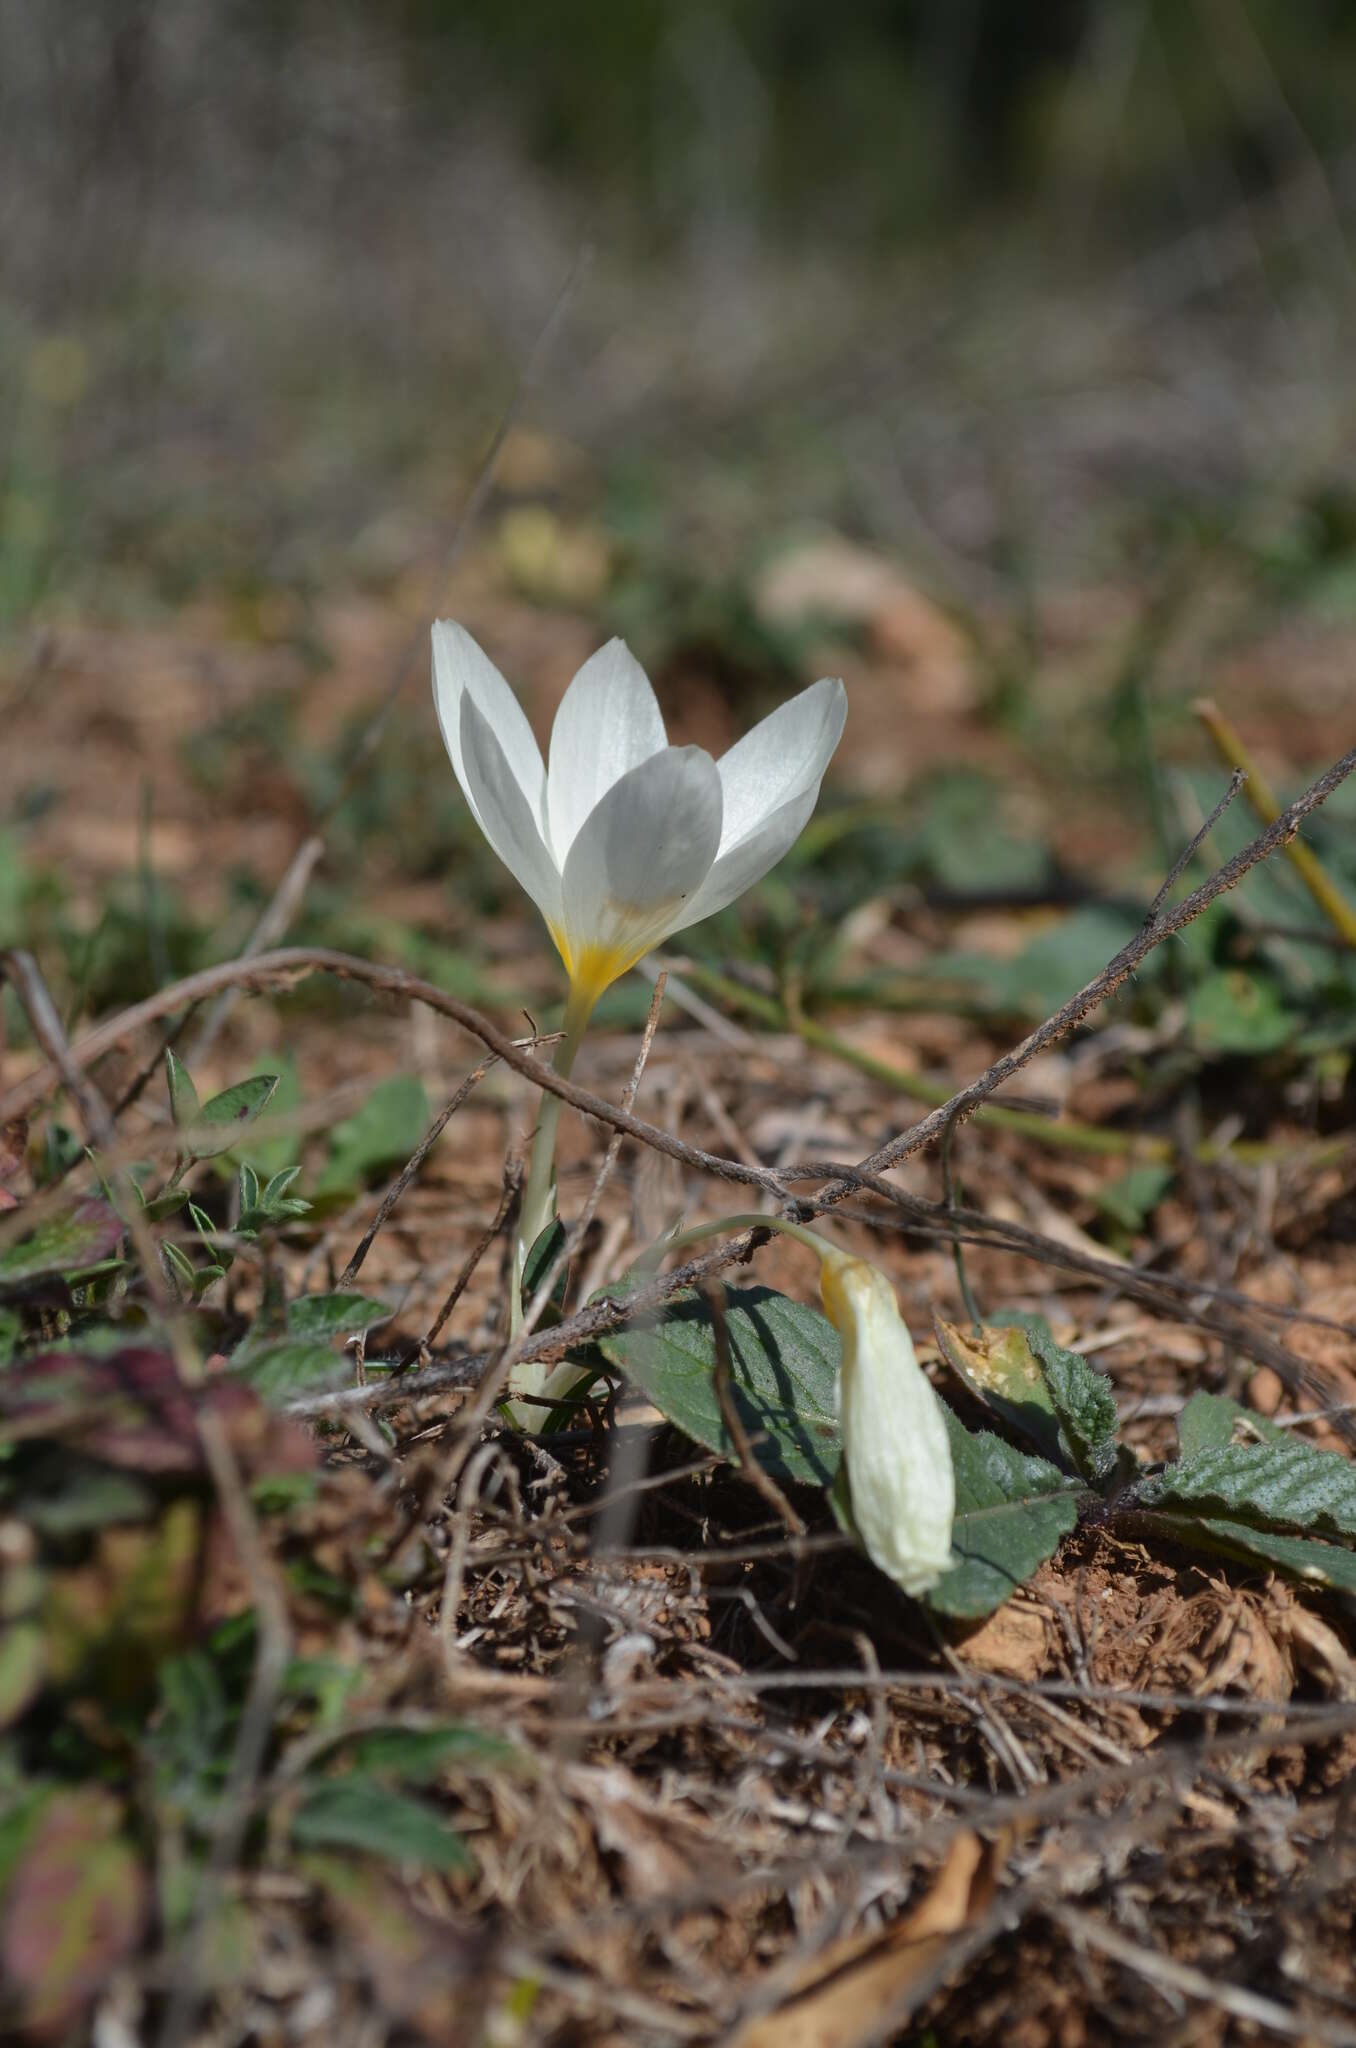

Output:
xmin=819 ymin=1252 xmax=955 ymax=1597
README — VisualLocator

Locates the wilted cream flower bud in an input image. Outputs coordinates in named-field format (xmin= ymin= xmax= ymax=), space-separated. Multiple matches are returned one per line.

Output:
xmin=819 ymin=1252 xmax=955 ymax=1597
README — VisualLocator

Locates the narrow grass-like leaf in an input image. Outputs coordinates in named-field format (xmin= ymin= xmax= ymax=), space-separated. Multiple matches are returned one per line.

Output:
xmin=600 ymin=1285 xmax=841 ymax=1486
xmin=521 ymin=1218 xmax=568 ymax=1314
xmin=926 ymin=1406 xmax=1082 ymax=1619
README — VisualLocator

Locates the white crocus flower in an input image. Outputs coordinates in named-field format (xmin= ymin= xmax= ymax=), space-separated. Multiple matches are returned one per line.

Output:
xmin=819 ymin=1251 xmax=955 ymax=1597
xmin=432 ymin=622 xmax=847 ymax=1012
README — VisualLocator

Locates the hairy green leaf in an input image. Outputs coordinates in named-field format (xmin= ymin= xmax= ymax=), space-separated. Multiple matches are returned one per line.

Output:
xmin=1096 ymin=1163 xmax=1175 ymax=1232
xmin=1188 ymin=969 xmax=1297 ymax=1054
xmin=1135 ymin=1510 xmax=1356 ymax=1595
xmin=600 ymin=1285 xmax=841 ymax=1486
xmin=926 ymin=1407 xmax=1082 ymax=1619
xmin=1027 ymin=1327 xmax=1120 ymax=1485
xmin=1142 ymin=1436 xmax=1356 ymax=1540
xmin=1177 ymin=1391 xmax=1288 ymax=1459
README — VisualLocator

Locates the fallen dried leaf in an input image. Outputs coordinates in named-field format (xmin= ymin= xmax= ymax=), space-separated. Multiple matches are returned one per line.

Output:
xmin=724 ymin=1829 xmax=1007 ymax=2048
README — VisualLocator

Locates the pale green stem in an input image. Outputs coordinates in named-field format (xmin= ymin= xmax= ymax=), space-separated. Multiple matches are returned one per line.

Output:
xmin=510 ymin=982 xmax=596 ymax=1333
xmin=655 ymin=1211 xmax=833 ymax=1268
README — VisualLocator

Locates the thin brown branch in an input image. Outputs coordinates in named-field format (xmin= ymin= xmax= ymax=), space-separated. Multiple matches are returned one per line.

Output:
xmin=0 ymin=945 xmax=765 ymax=1192
xmin=337 ymin=1049 xmax=504 ymax=1289
xmin=415 ymin=1169 xmax=519 ymax=1358
xmin=1050 ymin=1903 xmax=1353 ymax=2044
xmin=1143 ymin=766 xmax=1245 ymax=923
xmin=820 ymin=740 xmax=1356 ymax=1192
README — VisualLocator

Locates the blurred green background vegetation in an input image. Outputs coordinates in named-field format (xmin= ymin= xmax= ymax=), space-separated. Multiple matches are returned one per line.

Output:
xmin=4 ymin=0 xmax=1356 ymax=621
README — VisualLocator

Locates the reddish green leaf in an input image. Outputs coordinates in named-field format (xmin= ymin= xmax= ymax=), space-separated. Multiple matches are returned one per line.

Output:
xmin=1 ymin=1789 xmax=147 ymax=2031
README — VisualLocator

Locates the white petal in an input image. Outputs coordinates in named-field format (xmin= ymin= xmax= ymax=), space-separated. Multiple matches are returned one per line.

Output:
xmin=432 ymin=620 xmax=546 ymax=833
xmin=673 ymin=676 xmax=846 ymax=929
xmin=713 ymin=676 xmax=846 ymax=855
xmin=822 ymin=1255 xmax=954 ymax=1597
xmin=674 ymin=782 xmax=818 ymax=929
xmin=458 ymin=694 xmax=563 ymax=929
xmin=546 ymin=639 xmax=667 ymax=862
xmin=557 ymin=746 xmax=722 ymax=985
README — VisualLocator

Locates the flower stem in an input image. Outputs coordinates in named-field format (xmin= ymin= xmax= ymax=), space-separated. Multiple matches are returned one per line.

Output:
xmin=511 ymin=982 xmax=595 ymax=1332
xmin=656 ymin=1211 xmax=833 ymax=1267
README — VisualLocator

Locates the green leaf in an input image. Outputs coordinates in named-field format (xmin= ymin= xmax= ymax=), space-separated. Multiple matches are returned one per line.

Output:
xmin=926 ymin=1407 xmax=1082 ymax=1619
xmin=1027 ymin=1327 xmax=1120 ymax=1485
xmin=521 ymin=1218 xmax=568 ymax=1312
xmin=917 ymin=770 xmax=1048 ymax=895
xmin=339 ymin=1723 xmax=520 ymax=1781
xmin=263 ymin=1166 xmax=302 ymax=1205
xmin=232 ymin=1052 xmax=302 ymax=1179
xmin=187 ymin=1201 xmax=216 ymax=1239
xmin=232 ymin=1339 xmax=353 ymax=1401
xmin=141 ymin=1187 xmax=189 ymax=1223
xmin=237 ymin=1163 xmax=260 ymax=1214
xmin=24 ymin=1457 xmax=155 ymax=1535
xmin=165 ymin=1048 xmax=200 ymax=1129
xmin=1134 ymin=1511 xmax=1356 ymax=1596
xmin=1142 ymin=1437 xmax=1356 ymax=1540
xmin=934 ymin=1317 xmax=1065 ymax=1467
xmin=987 ymin=907 xmax=1140 ymax=1020
xmin=0 ymin=1306 xmax=20 ymax=1367
xmin=1177 ymin=1391 xmax=1289 ymax=1459
xmin=1097 ymin=1163 xmax=1175 ymax=1232
xmin=192 ymin=1263 xmax=228 ymax=1299
xmin=599 ymin=1285 xmax=841 ymax=1487
xmin=0 ymin=1198 xmax=123 ymax=1289
xmin=290 ymin=1779 xmax=473 ymax=1874
xmin=160 ymin=1239 xmax=197 ymax=1299
xmin=316 ymin=1075 xmax=429 ymax=1197
xmin=935 ymin=1317 xmax=1121 ymax=1485
xmin=287 ymin=1292 xmax=390 ymax=1340
xmin=0 ymin=1623 xmax=45 ymax=1728
xmin=184 ymin=1075 xmax=279 ymax=1161
xmin=1187 ymin=969 xmax=1297 ymax=1054
xmin=0 ymin=1789 xmax=147 ymax=2031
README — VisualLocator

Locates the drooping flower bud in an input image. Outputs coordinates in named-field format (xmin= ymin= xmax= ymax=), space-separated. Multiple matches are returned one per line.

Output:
xmin=819 ymin=1252 xmax=955 ymax=1597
